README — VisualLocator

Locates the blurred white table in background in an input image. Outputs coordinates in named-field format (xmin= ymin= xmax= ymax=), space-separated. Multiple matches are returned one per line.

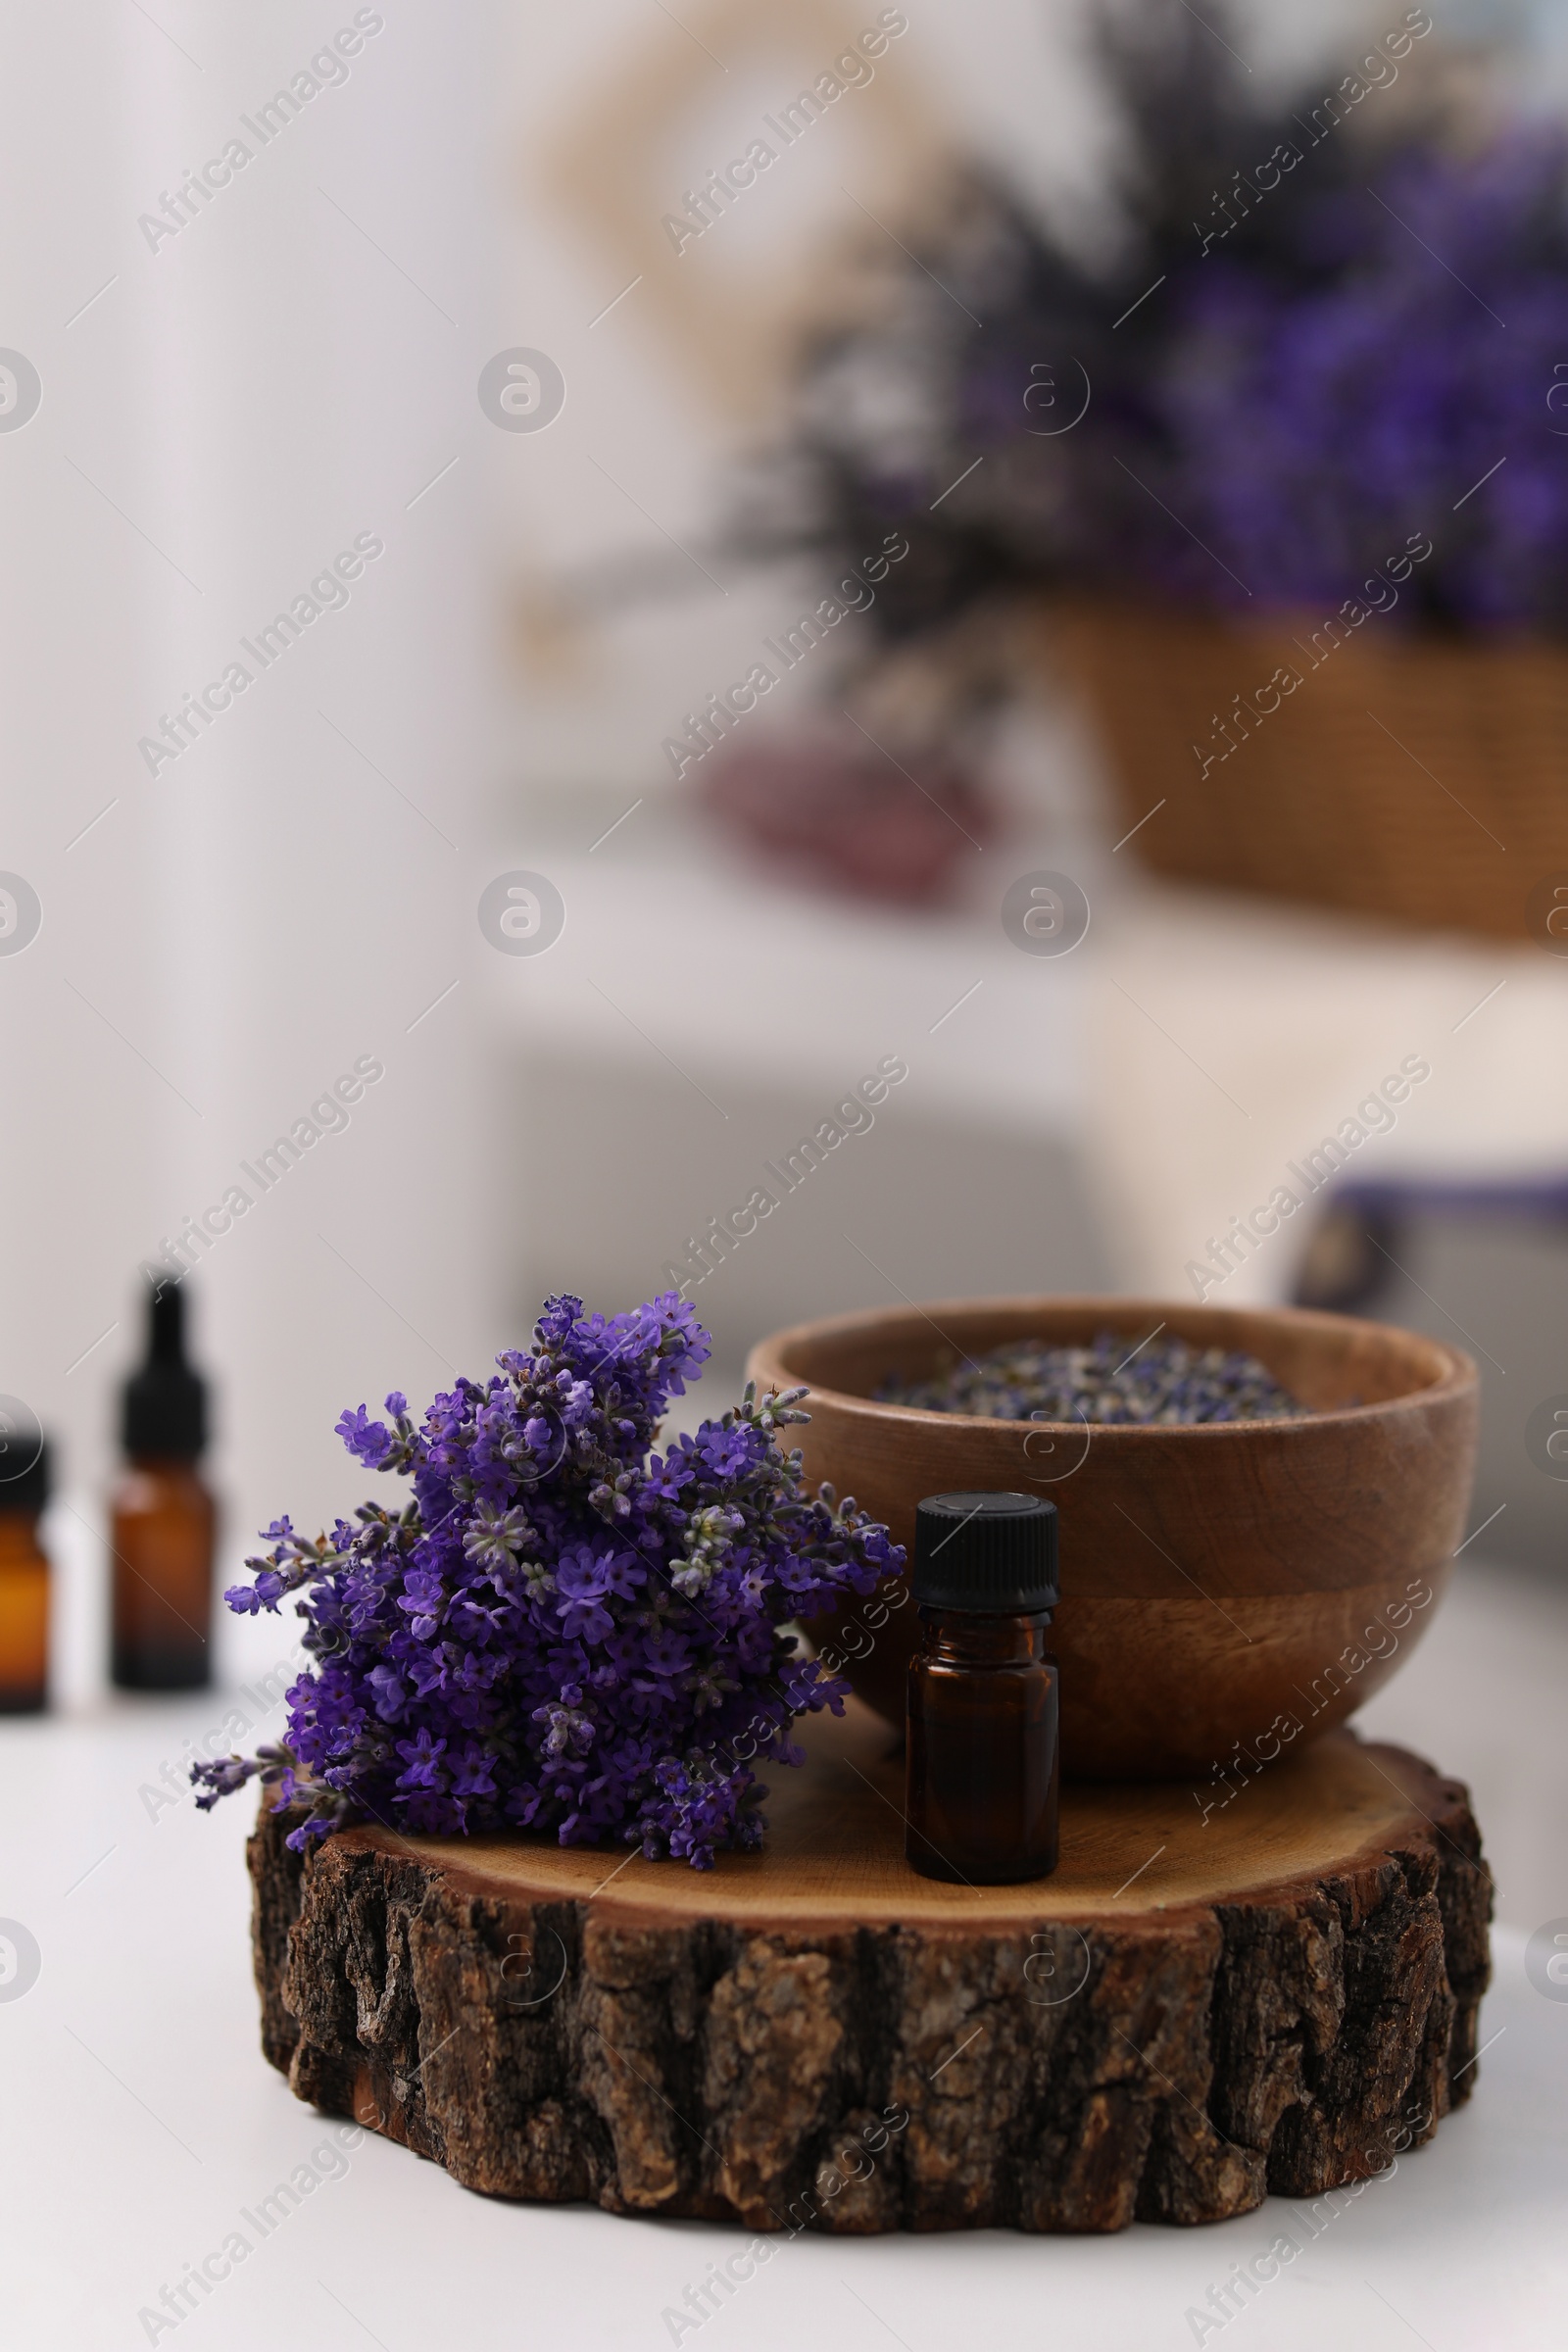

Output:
xmin=481 ymin=829 xmax=1086 ymax=1139
xmin=481 ymin=808 xmax=1568 ymax=1308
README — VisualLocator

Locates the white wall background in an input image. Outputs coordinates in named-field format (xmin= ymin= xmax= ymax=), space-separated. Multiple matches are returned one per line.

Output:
xmin=0 ymin=1 xmax=509 ymax=1677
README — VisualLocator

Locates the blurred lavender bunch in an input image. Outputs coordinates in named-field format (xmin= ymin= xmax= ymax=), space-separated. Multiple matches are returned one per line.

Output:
xmin=1149 ymin=134 xmax=1568 ymax=626
xmin=193 ymin=1294 xmax=899 ymax=1869
xmin=754 ymin=0 xmax=1568 ymax=637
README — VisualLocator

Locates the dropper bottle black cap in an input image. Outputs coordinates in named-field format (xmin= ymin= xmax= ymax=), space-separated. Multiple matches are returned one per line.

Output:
xmin=122 ymin=1277 xmax=208 ymax=1459
xmin=912 ymin=1492 xmax=1059 ymax=1612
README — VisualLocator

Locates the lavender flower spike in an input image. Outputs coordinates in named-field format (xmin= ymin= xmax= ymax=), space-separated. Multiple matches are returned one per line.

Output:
xmin=194 ymin=1294 xmax=901 ymax=1868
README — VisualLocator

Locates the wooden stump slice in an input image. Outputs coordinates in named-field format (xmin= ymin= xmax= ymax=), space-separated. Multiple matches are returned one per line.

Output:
xmin=249 ymin=1701 xmax=1492 ymax=2233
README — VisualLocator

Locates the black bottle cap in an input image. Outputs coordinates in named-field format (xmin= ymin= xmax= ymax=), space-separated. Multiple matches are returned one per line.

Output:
xmin=913 ymin=1491 xmax=1058 ymax=1612
xmin=122 ymin=1277 xmax=208 ymax=1459
xmin=0 ymin=1429 xmax=50 ymax=1514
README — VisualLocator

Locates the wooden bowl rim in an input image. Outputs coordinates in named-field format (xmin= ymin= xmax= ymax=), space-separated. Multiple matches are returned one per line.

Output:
xmin=746 ymin=1294 xmax=1476 ymax=1438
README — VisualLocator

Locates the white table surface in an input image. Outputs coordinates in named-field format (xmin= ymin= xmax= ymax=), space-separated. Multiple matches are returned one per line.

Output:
xmin=6 ymin=1548 xmax=1566 ymax=2352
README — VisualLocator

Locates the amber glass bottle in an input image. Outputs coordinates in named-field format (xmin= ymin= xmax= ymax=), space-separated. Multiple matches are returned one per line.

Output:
xmin=906 ymin=1492 xmax=1059 ymax=1885
xmin=0 ymin=1436 xmax=51 ymax=1712
xmin=111 ymin=1280 xmax=215 ymax=1690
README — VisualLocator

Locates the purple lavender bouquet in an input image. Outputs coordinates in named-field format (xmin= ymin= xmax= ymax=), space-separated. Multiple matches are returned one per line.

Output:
xmin=194 ymin=1293 xmax=900 ymax=1868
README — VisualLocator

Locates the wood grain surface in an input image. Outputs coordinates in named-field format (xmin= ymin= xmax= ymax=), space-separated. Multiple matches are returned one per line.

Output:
xmin=746 ymin=1297 xmax=1479 ymax=1772
xmin=250 ymin=1698 xmax=1492 ymax=2232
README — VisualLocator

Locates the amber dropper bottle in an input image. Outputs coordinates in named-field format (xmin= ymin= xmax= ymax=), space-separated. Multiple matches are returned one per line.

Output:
xmin=906 ymin=1492 xmax=1060 ymax=1885
xmin=111 ymin=1279 xmax=216 ymax=1690
xmin=0 ymin=1434 xmax=52 ymax=1713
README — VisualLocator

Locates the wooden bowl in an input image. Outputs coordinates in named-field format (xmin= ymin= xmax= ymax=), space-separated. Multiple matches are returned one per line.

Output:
xmin=745 ymin=1298 xmax=1479 ymax=1780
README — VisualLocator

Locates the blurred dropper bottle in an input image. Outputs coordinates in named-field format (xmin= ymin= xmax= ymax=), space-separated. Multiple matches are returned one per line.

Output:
xmin=0 ymin=1433 xmax=52 ymax=1712
xmin=111 ymin=1279 xmax=216 ymax=1690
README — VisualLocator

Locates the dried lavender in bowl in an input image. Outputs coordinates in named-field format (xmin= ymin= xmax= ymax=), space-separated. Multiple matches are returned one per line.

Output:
xmin=877 ymin=1332 xmax=1306 ymax=1425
